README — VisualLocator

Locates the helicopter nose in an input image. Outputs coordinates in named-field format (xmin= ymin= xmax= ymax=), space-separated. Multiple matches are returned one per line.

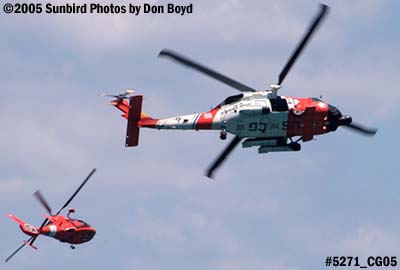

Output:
xmin=327 ymin=105 xmax=353 ymax=131
xmin=338 ymin=115 xmax=352 ymax=125
xmin=327 ymin=105 xmax=342 ymax=131
xmin=83 ymin=229 xmax=96 ymax=241
xmin=328 ymin=104 xmax=342 ymax=118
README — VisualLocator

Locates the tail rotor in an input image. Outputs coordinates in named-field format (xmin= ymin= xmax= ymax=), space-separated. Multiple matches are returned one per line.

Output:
xmin=99 ymin=89 xmax=135 ymax=100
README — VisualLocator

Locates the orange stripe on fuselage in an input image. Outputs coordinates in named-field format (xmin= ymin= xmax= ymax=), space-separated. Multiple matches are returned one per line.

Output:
xmin=195 ymin=107 xmax=219 ymax=129
xmin=138 ymin=117 xmax=158 ymax=128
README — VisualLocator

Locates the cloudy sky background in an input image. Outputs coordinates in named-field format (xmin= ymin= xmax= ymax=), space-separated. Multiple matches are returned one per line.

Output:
xmin=1 ymin=0 xmax=399 ymax=269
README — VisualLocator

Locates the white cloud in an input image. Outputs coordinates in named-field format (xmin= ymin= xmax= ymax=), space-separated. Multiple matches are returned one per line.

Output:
xmin=331 ymin=226 xmax=400 ymax=256
xmin=216 ymin=256 xmax=297 ymax=270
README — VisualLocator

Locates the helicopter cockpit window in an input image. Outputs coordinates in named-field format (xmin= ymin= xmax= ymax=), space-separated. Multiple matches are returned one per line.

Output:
xmin=71 ymin=219 xmax=89 ymax=228
xmin=270 ymin=99 xmax=289 ymax=112
xmin=221 ymin=94 xmax=244 ymax=106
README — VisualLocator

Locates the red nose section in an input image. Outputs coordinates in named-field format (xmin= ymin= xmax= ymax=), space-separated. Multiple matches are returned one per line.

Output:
xmin=286 ymin=98 xmax=329 ymax=141
xmin=65 ymin=227 xmax=96 ymax=244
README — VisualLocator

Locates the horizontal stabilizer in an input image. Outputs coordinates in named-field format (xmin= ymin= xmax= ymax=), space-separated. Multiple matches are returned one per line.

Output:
xmin=8 ymin=214 xmax=39 ymax=236
xmin=126 ymin=95 xmax=143 ymax=147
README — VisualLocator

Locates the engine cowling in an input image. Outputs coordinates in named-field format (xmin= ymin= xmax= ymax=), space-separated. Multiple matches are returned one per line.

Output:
xmin=239 ymin=106 xmax=270 ymax=116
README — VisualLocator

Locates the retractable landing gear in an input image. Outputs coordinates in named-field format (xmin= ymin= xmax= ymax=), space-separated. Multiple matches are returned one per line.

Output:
xmin=70 ymin=245 xmax=75 ymax=250
xmin=288 ymin=137 xmax=301 ymax=151
xmin=220 ymin=129 xmax=227 ymax=140
xmin=289 ymin=142 xmax=301 ymax=151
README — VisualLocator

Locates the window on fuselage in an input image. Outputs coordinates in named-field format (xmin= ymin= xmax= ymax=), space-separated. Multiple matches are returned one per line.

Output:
xmin=71 ymin=219 xmax=89 ymax=228
xmin=220 ymin=94 xmax=244 ymax=106
xmin=270 ymin=98 xmax=289 ymax=112
xmin=312 ymin=97 xmax=322 ymax=102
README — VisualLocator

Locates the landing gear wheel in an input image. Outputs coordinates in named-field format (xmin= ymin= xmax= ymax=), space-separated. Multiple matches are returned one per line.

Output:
xmin=70 ymin=245 xmax=75 ymax=250
xmin=220 ymin=129 xmax=227 ymax=140
xmin=289 ymin=142 xmax=301 ymax=151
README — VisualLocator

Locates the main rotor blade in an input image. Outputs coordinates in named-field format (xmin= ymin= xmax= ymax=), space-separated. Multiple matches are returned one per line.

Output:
xmin=159 ymin=49 xmax=256 ymax=93
xmin=206 ymin=136 xmax=242 ymax=179
xmin=33 ymin=190 xmax=52 ymax=215
xmin=56 ymin=168 xmax=96 ymax=215
xmin=343 ymin=122 xmax=378 ymax=136
xmin=99 ymin=93 xmax=119 ymax=98
xmin=5 ymin=237 xmax=33 ymax=263
xmin=278 ymin=4 xmax=329 ymax=85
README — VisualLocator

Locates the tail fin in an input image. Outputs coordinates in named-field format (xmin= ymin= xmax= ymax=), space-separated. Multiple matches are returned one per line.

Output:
xmin=110 ymin=99 xmax=130 ymax=119
xmin=108 ymin=95 xmax=158 ymax=146
xmin=8 ymin=214 xmax=39 ymax=237
xmin=126 ymin=95 xmax=143 ymax=147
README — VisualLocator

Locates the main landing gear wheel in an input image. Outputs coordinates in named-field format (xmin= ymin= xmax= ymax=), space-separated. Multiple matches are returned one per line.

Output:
xmin=220 ymin=129 xmax=227 ymax=140
xmin=289 ymin=142 xmax=301 ymax=151
xmin=70 ymin=245 xmax=75 ymax=250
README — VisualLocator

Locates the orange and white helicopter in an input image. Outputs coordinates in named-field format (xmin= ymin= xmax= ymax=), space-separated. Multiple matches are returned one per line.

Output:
xmin=102 ymin=4 xmax=377 ymax=178
xmin=5 ymin=169 xmax=96 ymax=262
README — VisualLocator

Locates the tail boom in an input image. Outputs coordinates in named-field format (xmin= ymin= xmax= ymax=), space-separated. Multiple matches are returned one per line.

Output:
xmin=8 ymin=214 xmax=39 ymax=237
xmin=110 ymin=95 xmax=223 ymax=146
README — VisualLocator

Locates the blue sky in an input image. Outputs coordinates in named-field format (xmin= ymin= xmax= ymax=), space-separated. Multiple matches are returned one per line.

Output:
xmin=1 ymin=0 xmax=399 ymax=269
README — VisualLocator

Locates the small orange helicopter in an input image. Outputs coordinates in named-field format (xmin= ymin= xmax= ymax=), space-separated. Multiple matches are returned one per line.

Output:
xmin=5 ymin=168 xmax=97 ymax=263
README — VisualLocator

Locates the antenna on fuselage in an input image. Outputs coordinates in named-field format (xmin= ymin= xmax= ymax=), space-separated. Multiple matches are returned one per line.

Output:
xmin=269 ymin=85 xmax=281 ymax=98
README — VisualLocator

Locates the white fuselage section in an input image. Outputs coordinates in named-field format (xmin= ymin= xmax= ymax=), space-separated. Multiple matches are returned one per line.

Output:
xmin=154 ymin=91 xmax=298 ymax=139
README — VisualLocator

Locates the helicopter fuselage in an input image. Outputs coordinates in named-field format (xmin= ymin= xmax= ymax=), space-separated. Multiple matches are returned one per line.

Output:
xmin=152 ymin=91 xmax=331 ymax=141
xmin=113 ymin=91 xmax=340 ymax=153
xmin=40 ymin=215 xmax=96 ymax=244
xmin=9 ymin=213 xmax=96 ymax=245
